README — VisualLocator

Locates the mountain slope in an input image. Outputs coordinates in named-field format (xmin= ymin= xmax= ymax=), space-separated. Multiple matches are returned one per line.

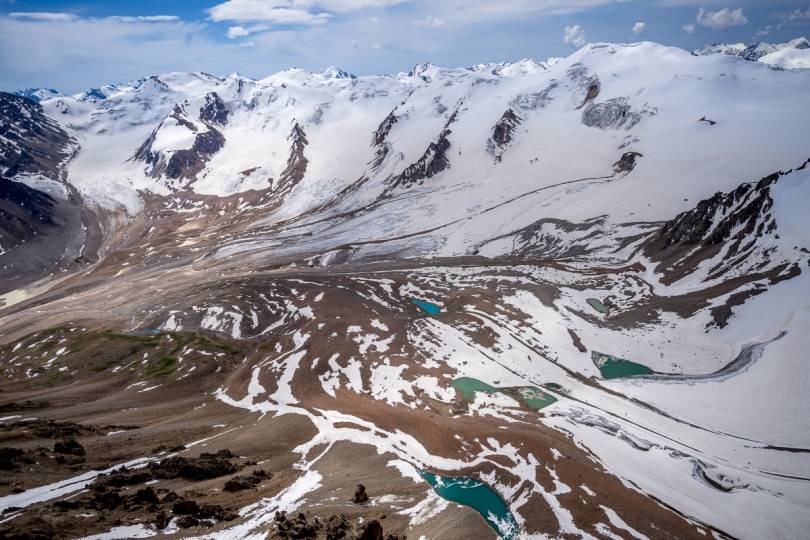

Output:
xmin=0 ymin=41 xmax=809 ymax=540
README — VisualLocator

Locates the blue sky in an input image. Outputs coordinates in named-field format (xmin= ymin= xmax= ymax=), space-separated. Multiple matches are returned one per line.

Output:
xmin=1 ymin=0 xmax=809 ymax=92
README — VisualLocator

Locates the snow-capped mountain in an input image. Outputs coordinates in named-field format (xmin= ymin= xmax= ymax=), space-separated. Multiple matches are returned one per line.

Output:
xmin=13 ymin=88 xmax=62 ymax=103
xmin=695 ymin=36 xmax=810 ymax=69
xmin=1 ymin=41 xmax=809 ymax=540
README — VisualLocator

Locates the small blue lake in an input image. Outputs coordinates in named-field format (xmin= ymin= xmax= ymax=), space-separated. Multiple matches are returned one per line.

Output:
xmin=412 ymin=299 xmax=441 ymax=316
xmin=592 ymin=351 xmax=654 ymax=379
xmin=421 ymin=471 xmax=518 ymax=539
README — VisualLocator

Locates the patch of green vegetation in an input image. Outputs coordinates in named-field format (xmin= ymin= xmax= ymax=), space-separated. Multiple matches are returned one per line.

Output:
xmin=144 ymin=356 xmax=177 ymax=378
xmin=99 ymin=330 xmax=162 ymax=345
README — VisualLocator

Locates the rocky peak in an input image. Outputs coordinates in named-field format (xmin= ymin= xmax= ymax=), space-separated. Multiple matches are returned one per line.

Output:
xmin=487 ymin=109 xmax=522 ymax=162
xmin=322 ymin=66 xmax=356 ymax=80
xmin=275 ymin=122 xmax=309 ymax=197
xmin=14 ymin=88 xmax=61 ymax=103
xmin=200 ymin=92 xmax=229 ymax=126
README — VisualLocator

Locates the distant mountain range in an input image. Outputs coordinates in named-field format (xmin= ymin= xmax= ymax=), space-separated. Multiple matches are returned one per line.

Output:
xmin=694 ymin=36 xmax=810 ymax=69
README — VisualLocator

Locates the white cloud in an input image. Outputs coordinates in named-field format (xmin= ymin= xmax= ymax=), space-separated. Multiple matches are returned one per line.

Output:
xmin=415 ymin=15 xmax=444 ymax=28
xmin=206 ymin=0 xmax=409 ymax=26
xmin=208 ymin=1 xmax=330 ymax=25
xmin=8 ymin=12 xmax=78 ymax=21
xmin=105 ymin=16 xmax=180 ymax=22
xmin=782 ymin=4 xmax=810 ymax=25
xmin=695 ymin=7 xmax=748 ymax=30
xmin=446 ymin=0 xmax=638 ymax=21
xmin=760 ymin=4 xmax=810 ymax=34
xmin=632 ymin=21 xmax=646 ymax=34
xmin=227 ymin=25 xmax=250 ymax=38
xmin=564 ymin=24 xmax=587 ymax=48
xmin=7 ymin=12 xmax=181 ymax=23
xmin=682 ymin=22 xmax=696 ymax=34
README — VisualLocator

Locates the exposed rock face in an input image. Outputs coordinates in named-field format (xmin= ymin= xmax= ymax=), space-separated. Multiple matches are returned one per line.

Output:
xmin=276 ymin=122 xmax=309 ymax=196
xmin=164 ymin=128 xmax=225 ymax=180
xmin=391 ymin=107 xmax=458 ymax=189
xmin=0 ymin=91 xmax=76 ymax=180
xmin=370 ymin=110 xmax=398 ymax=170
xmin=582 ymin=98 xmax=643 ymax=130
xmin=0 ymin=175 xmax=56 ymax=251
xmin=648 ymin=174 xmax=779 ymax=254
xmin=644 ymin=162 xmax=808 ymax=298
xmin=133 ymin=104 xmax=225 ymax=181
xmin=568 ymin=63 xmax=600 ymax=109
xmin=200 ymin=92 xmax=229 ymax=126
xmin=613 ymin=151 xmax=643 ymax=174
xmin=487 ymin=109 xmax=522 ymax=162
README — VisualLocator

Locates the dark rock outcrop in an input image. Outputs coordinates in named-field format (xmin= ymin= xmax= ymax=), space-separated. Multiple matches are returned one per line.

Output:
xmin=164 ymin=128 xmax=225 ymax=180
xmin=275 ymin=122 xmax=309 ymax=196
xmin=391 ymin=107 xmax=459 ymax=189
xmin=0 ymin=91 xmax=76 ymax=180
xmin=0 ymin=175 xmax=57 ymax=252
xmin=613 ymin=151 xmax=643 ymax=174
xmin=370 ymin=110 xmax=399 ymax=170
xmin=487 ymin=109 xmax=522 ymax=162
xmin=149 ymin=449 xmax=239 ymax=480
xmin=53 ymin=438 xmax=85 ymax=456
xmin=643 ymin=161 xmax=808 ymax=319
xmin=0 ymin=447 xmax=25 ymax=470
xmin=353 ymin=483 xmax=369 ymax=504
xmin=356 ymin=519 xmax=384 ymax=540
xmin=224 ymin=469 xmax=270 ymax=492
xmin=133 ymin=105 xmax=225 ymax=181
xmin=200 ymin=92 xmax=229 ymax=126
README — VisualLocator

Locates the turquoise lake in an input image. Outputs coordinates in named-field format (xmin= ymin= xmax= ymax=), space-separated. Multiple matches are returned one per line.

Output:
xmin=451 ymin=377 xmax=557 ymax=410
xmin=412 ymin=299 xmax=442 ymax=316
xmin=586 ymin=298 xmax=610 ymax=314
xmin=591 ymin=351 xmax=654 ymax=379
xmin=421 ymin=471 xmax=518 ymax=539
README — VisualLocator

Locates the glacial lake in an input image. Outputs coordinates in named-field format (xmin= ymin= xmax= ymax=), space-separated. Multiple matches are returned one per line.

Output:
xmin=412 ymin=298 xmax=442 ymax=316
xmin=451 ymin=377 xmax=557 ymax=410
xmin=586 ymin=298 xmax=609 ymax=314
xmin=421 ymin=471 xmax=518 ymax=539
xmin=591 ymin=351 xmax=654 ymax=379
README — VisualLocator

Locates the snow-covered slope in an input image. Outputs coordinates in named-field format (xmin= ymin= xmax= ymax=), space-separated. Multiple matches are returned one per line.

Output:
xmin=695 ymin=36 xmax=810 ymax=69
xmin=31 ymin=41 xmax=810 ymax=227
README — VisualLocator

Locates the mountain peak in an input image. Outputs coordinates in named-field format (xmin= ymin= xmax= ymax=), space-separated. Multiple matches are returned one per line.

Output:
xmin=321 ymin=66 xmax=356 ymax=80
xmin=14 ymin=88 xmax=61 ymax=103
